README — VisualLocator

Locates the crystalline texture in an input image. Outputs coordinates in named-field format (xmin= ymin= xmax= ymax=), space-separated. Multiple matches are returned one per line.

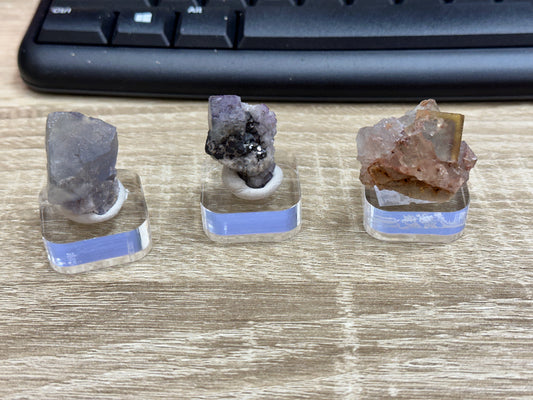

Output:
xmin=205 ymin=95 xmax=277 ymax=188
xmin=46 ymin=112 xmax=120 ymax=215
xmin=357 ymin=99 xmax=477 ymax=202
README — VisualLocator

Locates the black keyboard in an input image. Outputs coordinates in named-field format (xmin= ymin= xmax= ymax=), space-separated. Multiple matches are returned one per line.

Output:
xmin=18 ymin=0 xmax=533 ymax=101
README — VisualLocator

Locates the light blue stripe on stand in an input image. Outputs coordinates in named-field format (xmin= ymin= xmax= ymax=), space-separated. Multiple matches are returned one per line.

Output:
xmin=202 ymin=203 xmax=300 ymax=236
xmin=367 ymin=206 xmax=469 ymax=236
xmin=44 ymin=224 xmax=147 ymax=267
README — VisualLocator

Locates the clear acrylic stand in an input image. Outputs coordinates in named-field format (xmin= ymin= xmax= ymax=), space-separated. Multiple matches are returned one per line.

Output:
xmin=40 ymin=169 xmax=152 ymax=273
xmin=362 ymin=184 xmax=470 ymax=243
xmin=201 ymin=154 xmax=301 ymax=243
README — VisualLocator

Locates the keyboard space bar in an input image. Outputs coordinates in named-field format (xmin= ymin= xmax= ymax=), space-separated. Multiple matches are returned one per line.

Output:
xmin=238 ymin=3 xmax=533 ymax=50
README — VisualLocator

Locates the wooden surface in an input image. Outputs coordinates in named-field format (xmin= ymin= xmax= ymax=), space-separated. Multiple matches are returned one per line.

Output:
xmin=1 ymin=1 xmax=532 ymax=398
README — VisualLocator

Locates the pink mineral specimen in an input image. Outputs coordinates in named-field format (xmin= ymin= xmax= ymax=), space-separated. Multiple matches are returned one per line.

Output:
xmin=357 ymin=99 xmax=477 ymax=202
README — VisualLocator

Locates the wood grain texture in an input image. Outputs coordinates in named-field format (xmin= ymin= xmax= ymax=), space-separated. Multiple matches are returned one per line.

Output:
xmin=0 ymin=1 xmax=532 ymax=398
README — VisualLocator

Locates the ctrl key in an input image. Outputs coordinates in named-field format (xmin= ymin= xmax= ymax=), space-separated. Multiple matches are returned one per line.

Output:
xmin=38 ymin=7 xmax=115 ymax=45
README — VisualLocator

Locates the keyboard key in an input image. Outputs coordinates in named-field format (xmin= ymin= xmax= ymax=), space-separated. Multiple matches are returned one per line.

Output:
xmin=206 ymin=0 xmax=249 ymax=9
xmin=159 ymin=0 xmax=201 ymax=7
xmin=352 ymin=0 xmax=392 ymax=5
xmin=451 ymin=0 xmax=495 ymax=3
xmin=394 ymin=0 xmax=441 ymax=4
xmin=238 ymin=3 xmax=533 ymax=50
xmin=302 ymin=0 xmax=345 ymax=5
xmin=38 ymin=9 xmax=115 ymax=45
xmin=112 ymin=11 xmax=175 ymax=47
xmin=50 ymin=0 xmax=157 ymax=10
xmin=254 ymin=0 xmax=298 ymax=5
xmin=175 ymin=8 xmax=236 ymax=49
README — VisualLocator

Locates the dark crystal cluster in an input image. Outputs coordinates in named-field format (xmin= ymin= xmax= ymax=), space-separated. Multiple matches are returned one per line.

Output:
xmin=205 ymin=95 xmax=277 ymax=188
xmin=46 ymin=112 xmax=121 ymax=215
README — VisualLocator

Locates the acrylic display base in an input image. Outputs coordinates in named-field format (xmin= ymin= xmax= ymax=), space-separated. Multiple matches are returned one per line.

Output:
xmin=40 ymin=169 xmax=152 ymax=274
xmin=201 ymin=156 xmax=301 ymax=243
xmin=362 ymin=184 xmax=470 ymax=243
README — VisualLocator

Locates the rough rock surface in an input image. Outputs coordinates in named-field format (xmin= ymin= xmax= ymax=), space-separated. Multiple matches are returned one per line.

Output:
xmin=357 ymin=99 xmax=477 ymax=202
xmin=205 ymin=95 xmax=277 ymax=188
xmin=46 ymin=112 xmax=120 ymax=215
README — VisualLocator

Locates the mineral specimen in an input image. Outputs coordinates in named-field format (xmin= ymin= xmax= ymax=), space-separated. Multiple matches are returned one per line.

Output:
xmin=205 ymin=95 xmax=278 ymax=189
xmin=46 ymin=112 xmax=125 ymax=222
xmin=356 ymin=99 xmax=477 ymax=202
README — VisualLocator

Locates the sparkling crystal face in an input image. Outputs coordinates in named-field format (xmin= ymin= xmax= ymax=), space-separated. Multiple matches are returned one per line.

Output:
xmin=414 ymin=110 xmax=464 ymax=163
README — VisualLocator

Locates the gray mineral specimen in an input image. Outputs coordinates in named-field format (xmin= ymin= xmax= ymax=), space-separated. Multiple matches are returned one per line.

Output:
xmin=205 ymin=95 xmax=277 ymax=188
xmin=46 ymin=112 xmax=120 ymax=216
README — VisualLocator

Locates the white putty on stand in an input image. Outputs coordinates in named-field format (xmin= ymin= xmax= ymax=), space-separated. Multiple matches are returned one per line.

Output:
xmin=59 ymin=180 xmax=128 ymax=224
xmin=222 ymin=165 xmax=283 ymax=201
xmin=375 ymin=186 xmax=434 ymax=207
